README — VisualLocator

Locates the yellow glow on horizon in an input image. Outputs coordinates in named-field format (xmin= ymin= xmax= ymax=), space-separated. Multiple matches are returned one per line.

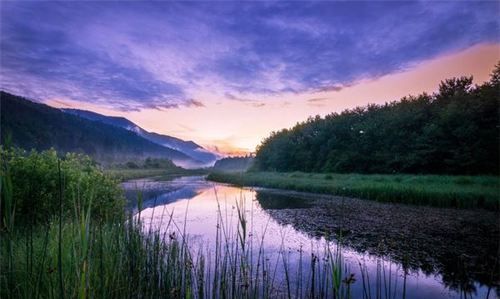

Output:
xmin=47 ymin=43 xmax=500 ymax=155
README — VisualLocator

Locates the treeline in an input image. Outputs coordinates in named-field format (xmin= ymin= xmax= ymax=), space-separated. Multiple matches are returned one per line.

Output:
xmin=212 ymin=156 xmax=254 ymax=172
xmin=114 ymin=157 xmax=181 ymax=170
xmin=255 ymin=64 xmax=500 ymax=175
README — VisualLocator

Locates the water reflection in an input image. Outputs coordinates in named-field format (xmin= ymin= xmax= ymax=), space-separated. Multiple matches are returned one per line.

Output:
xmin=122 ymin=176 xmax=498 ymax=298
xmin=122 ymin=176 xmax=206 ymax=213
xmin=256 ymin=190 xmax=500 ymax=298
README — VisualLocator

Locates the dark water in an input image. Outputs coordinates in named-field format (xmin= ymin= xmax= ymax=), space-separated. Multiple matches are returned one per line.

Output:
xmin=122 ymin=176 xmax=499 ymax=299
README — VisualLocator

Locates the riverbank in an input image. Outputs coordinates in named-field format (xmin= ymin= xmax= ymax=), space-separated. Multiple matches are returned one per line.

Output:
xmin=207 ymin=171 xmax=500 ymax=209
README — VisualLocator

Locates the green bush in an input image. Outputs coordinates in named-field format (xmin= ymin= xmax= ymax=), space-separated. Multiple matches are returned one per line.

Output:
xmin=1 ymin=147 xmax=124 ymax=225
xmin=143 ymin=157 xmax=178 ymax=169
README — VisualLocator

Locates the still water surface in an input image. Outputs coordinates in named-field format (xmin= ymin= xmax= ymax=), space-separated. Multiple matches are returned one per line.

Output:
xmin=122 ymin=176 xmax=498 ymax=299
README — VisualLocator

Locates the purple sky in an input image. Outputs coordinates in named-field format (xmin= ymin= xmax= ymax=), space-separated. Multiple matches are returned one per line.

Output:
xmin=1 ymin=1 xmax=498 ymax=110
xmin=1 ymin=1 xmax=499 ymax=153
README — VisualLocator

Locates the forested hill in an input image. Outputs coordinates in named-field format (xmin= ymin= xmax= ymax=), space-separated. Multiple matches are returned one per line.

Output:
xmin=0 ymin=92 xmax=197 ymax=165
xmin=255 ymin=64 xmax=500 ymax=175
xmin=62 ymin=108 xmax=219 ymax=165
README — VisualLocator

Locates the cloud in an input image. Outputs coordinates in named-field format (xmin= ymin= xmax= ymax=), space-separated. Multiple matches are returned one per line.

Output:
xmin=224 ymin=92 xmax=265 ymax=108
xmin=251 ymin=102 xmax=266 ymax=108
xmin=307 ymin=97 xmax=329 ymax=107
xmin=307 ymin=97 xmax=328 ymax=103
xmin=187 ymin=99 xmax=205 ymax=108
xmin=316 ymin=85 xmax=344 ymax=93
xmin=1 ymin=1 xmax=498 ymax=110
xmin=225 ymin=93 xmax=252 ymax=102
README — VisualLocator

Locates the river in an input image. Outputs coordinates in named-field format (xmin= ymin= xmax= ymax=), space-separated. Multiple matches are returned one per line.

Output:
xmin=122 ymin=176 xmax=499 ymax=299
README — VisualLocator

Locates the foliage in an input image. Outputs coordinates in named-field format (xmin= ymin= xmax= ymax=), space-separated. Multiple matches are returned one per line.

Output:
xmin=125 ymin=161 xmax=139 ymax=169
xmin=207 ymin=171 xmax=500 ymax=210
xmin=0 ymin=147 xmax=124 ymax=224
xmin=105 ymin=168 xmax=170 ymax=181
xmin=114 ymin=157 xmax=181 ymax=170
xmin=212 ymin=155 xmax=254 ymax=172
xmin=143 ymin=157 xmax=179 ymax=169
xmin=255 ymin=64 xmax=500 ymax=175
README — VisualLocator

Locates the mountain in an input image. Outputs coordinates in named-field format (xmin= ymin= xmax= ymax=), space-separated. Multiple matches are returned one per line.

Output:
xmin=62 ymin=109 xmax=219 ymax=165
xmin=0 ymin=91 xmax=199 ymax=166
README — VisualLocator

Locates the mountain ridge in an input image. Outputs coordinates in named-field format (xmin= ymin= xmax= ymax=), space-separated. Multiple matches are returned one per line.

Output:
xmin=0 ymin=91 xmax=203 ymax=167
xmin=62 ymin=108 xmax=219 ymax=165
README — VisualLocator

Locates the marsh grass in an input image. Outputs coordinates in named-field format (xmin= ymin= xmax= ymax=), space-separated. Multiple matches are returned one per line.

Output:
xmin=207 ymin=172 xmax=500 ymax=210
xmin=1 ymin=200 xmax=356 ymax=298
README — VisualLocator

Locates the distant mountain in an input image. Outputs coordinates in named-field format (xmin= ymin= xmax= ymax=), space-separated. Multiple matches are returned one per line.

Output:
xmin=62 ymin=109 xmax=219 ymax=166
xmin=0 ymin=91 xmax=199 ymax=166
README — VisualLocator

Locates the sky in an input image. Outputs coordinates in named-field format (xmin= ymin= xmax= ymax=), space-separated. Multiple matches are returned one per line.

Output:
xmin=1 ymin=1 xmax=499 ymax=155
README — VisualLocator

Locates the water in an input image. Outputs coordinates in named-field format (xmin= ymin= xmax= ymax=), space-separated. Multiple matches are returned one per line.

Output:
xmin=122 ymin=176 xmax=499 ymax=299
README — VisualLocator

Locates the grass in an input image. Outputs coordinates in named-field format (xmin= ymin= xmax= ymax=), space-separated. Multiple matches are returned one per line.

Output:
xmin=105 ymin=167 xmax=208 ymax=181
xmin=105 ymin=168 xmax=174 ymax=181
xmin=1 ymin=210 xmax=373 ymax=299
xmin=1 ymin=190 xmax=362 ymax=299
xmin=206 ymin=171 xmax=500 ymax=210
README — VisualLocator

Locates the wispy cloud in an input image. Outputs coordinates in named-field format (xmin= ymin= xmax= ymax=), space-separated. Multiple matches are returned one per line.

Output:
xmin=316 ymin=85 xmax=345 ymax=93
xmin=307 ymin=98 xmax=328 ymax=103
xmin=307 ymin=97 xmax=330 ymax=107
xmin=224 ymin=93 xmax=265 ymax=108
xmin=224 ymin=93 xmax=252 ymax=102
xmin=1 ymin=1 xmax=498 ymax=111
xmin=187 ymin=99 xmax=205 ymax=108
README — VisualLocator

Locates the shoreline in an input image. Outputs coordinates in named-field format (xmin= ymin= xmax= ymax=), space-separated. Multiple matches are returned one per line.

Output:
xmin=207 ymin=171 xmax=500 ymax=210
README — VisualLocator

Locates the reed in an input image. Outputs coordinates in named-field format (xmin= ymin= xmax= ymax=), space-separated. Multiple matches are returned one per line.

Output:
xmin=1 ymin=168 xmax=356 ymax=298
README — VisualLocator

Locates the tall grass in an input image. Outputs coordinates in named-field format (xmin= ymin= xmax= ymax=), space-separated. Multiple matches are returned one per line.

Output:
xmin=207 ymin=171 xmax=500 ymax=210
xmin=1 ymin=193 xmax=358 ymax=298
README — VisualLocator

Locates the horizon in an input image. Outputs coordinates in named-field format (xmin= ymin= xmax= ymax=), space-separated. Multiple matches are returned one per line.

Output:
xmin=1 ymin=2 xmax=499 ymax=155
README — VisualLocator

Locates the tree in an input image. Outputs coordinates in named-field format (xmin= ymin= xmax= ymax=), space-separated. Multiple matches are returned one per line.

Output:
xmin=254 ymin=64 xmax=499 ymax=175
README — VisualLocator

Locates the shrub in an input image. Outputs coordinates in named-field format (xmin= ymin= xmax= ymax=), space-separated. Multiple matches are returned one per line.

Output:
xmin=0 ymin=147 xmax=124 ymax=225
xmin=125 ymin=161 xmax=139 ymax=169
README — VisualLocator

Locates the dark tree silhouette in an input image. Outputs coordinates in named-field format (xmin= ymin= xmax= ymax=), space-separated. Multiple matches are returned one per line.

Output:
xmin=255 ymin=64 xmax=500 ymax=175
